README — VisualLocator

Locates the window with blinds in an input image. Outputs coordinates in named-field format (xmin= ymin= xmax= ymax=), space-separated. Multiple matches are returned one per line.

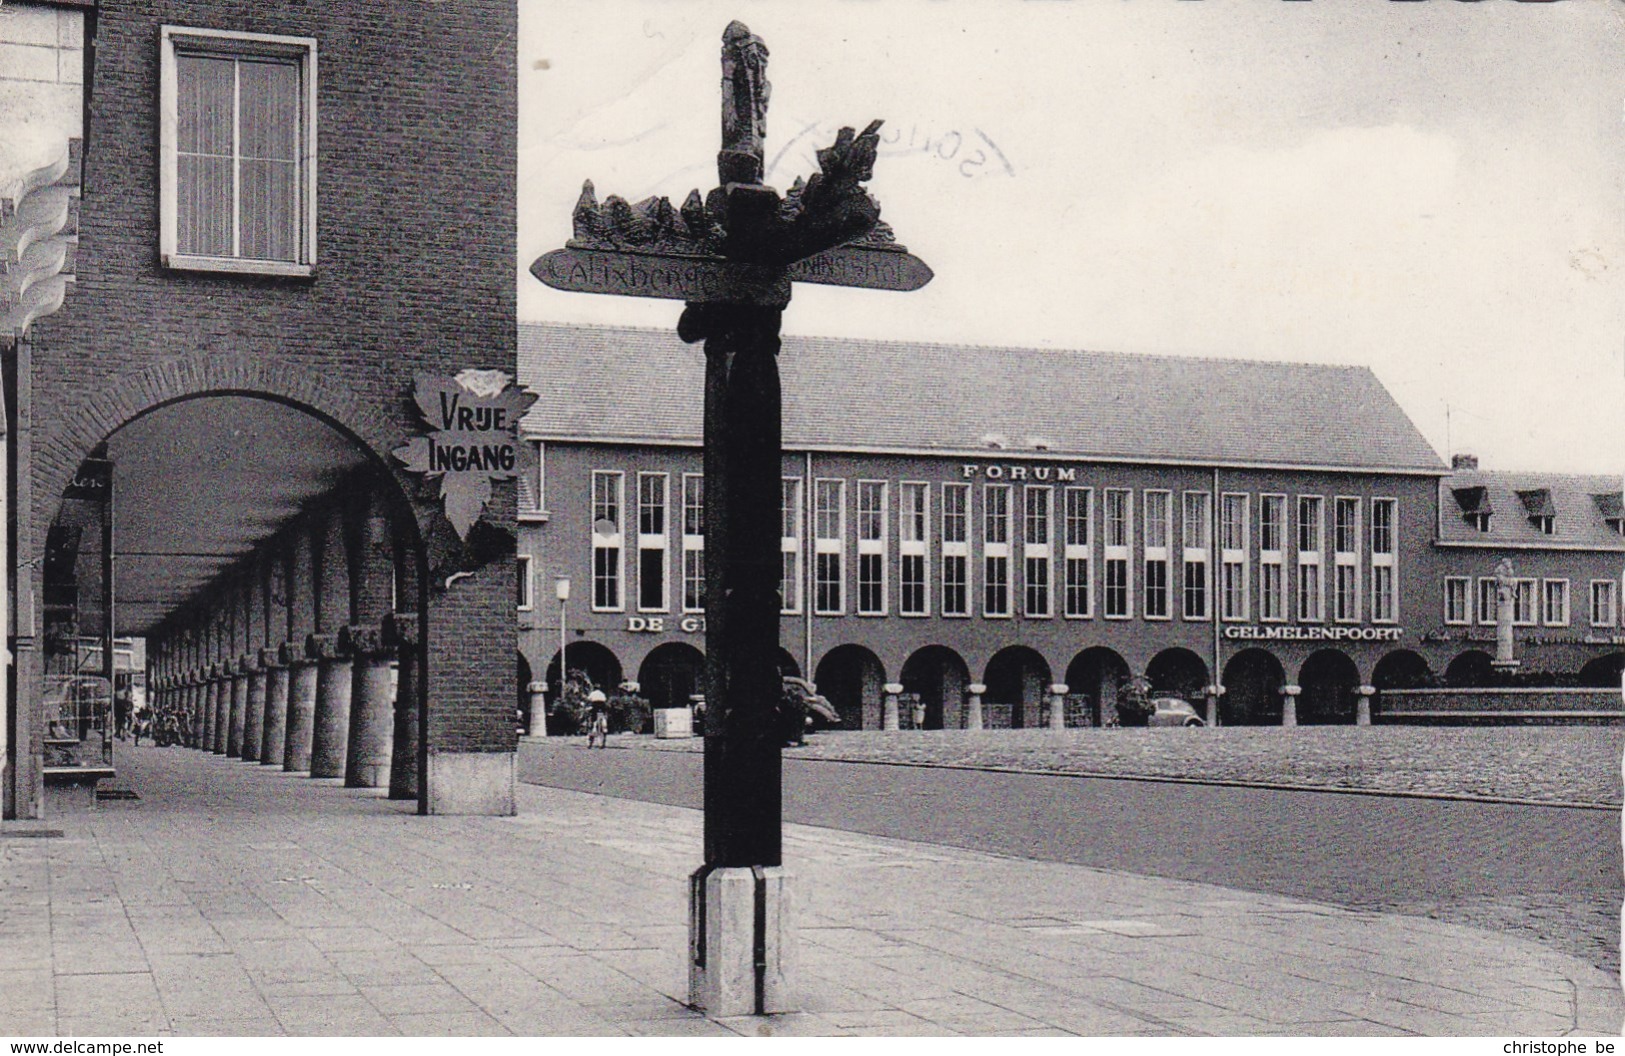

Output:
xmin=161 ymin=28 xmax=316 ymax=275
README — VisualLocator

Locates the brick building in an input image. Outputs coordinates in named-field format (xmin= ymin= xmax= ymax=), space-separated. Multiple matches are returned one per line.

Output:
xmin=3 ymin=0 xmax=520 ymax=818
xmin=515 ymin=323 xmax=1615 ymax=730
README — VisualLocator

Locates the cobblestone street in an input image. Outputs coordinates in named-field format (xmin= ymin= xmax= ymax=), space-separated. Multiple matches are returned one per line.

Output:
xmin=625 ymin=726 xmax=1624 ymax=806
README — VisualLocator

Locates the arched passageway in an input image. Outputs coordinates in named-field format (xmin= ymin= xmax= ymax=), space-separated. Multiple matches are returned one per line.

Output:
xmin=1579 ymin=653 xmax=1625 ymax=689
xmin=639 ymin=642 xmax=707 ymax=712
xmin=1298 ymin=649 xmax=1359 ymax=724
xmin=984 ymin=646 xmax=1050 ymax=729
xmin=545 ymin=641 xmax=624 ymax=702
xmin=1220 ymin=649 xmax=1284 ymax=726
xmin=777 ymin=649 xmax=802 ymax=679
xmin=900 ymin=646 xmax=970 ymax=730
xmin=1146 ymin=648 xmax=1208 ymax=700
xmin=814 ymin=646 xmax=885 ymax=730
xmin=1445 ymin=650 xmax=1495 ymax=688
xmin=1372 ymin=649 xmax=1432 ymax=690
xmin=1066 ymin=647 xmax=1131 ymax=728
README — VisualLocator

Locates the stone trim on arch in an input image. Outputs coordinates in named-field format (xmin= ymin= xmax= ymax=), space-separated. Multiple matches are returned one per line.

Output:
xmin=34 ymin=351 xmax=408 ymax=553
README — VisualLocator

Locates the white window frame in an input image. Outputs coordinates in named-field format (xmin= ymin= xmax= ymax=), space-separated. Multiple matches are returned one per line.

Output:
xmin=682 ymin=473 xmax=705 ymax=614
xmin=1103 ymin=488 xmax=1133 ymax=619
xmin=983 ymin=483 xmax=1012 ymax=618
xmin=1181 ymin=490 xmax=1211 ymax=622
xmin=780 ymin=477 xmax=802 ymax=615
xmin=1332 ymin=496 xmax=1361 ymax=624
xmin=1142 ymin=489 xmax=1171 ymax=621
xmin=516 ymin=553 xmax=533 ymax=612
xmin=1063 ymin=486 xmax=1093 ymax=619
xmin=1259 ymin=494 xmax=1286 ymax=622
xmin=1477 ymin=577 xmax=1497 ymax=626
xmin=940 ymin=483 xmax=972 ymax=618
xmin=159 ymin=26 xmax=318 ymax=276
xmin=1541 ymin=578 xmax=1569 ymax=627
xmin=1591 ymin=579 xmax=1619 ymax=628
xmin=1370 ymin=497 xmax=1398 ymax=624
xmin=856 ymin=480 xmax=889 ymax=616
xmin=813 ymin=478 xmax=846 ymax=616
xmin=1513 ymin=578 xmax=1538 ymax=627
xmin=591 ymin=470 xmax=625 ymax=613
xmin=898 ymin=481 xmax=930 ymax=617
xmin=1297 ymin=495 xmax=1324 ymax=623
xmin=636 ymin=473 xmax=670 ymax=613
xmin=1022 ymin=485 xmax=1053 ymax=618
xmin=1444 ymin=576 xmax=1471 ymax=626
xmin=1220 ymin=492 xmax=1248 ymax=622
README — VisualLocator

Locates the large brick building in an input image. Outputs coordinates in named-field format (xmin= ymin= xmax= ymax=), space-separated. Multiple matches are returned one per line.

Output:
xmin=515 ymin=323 xmax=1615 ymax=731
xmin=3 ymin=0 xmax=520 ymax=818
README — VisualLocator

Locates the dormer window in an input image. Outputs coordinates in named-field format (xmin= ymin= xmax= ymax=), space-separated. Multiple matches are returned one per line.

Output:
xmin=1451 ymin=486 xmax=1492 ymax=532
xmin=1593 ymin=493 xmax=1625 ymax=536
xmin=1516 ymin=489 xmax=1555 ymax=535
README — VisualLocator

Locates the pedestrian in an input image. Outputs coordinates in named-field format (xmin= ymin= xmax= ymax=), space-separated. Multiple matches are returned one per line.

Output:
xmin=113 ymin=687 xmax=132 ymax=741
xmin=586 ymin=689 xmax=609 ymax=748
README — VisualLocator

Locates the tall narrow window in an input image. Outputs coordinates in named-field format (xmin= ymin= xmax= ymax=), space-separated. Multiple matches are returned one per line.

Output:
xmin=814 ymin=479 xmax=845 ymax=615
xmin=1220 ymin=493 xmax=1248 ymax=621
xmin=983 ymin=484 xmax=1012 ymax=617
xmin=856 ymin=481 xmax=888 ymax=615
xmin=1297 ymin=496 xmax=1323 ymax=621
xmin=591 ymin=471 xmax=624 ymax=611
xmin=682 ymin=474 xmax=705 ymax=613
xmin=1542 ymin=579 xmax=1569 ymax=626
xmin=1143 ymin=490 xmax=1171 ymax=619
xmin=780 ymin=478 xmax=802 ymax=614
xmin=1477 ymin=577 xmax=1497 ymax=625
xmin=941 ymin=483 xmax=971 ymax=617
xmin=1370 ymin=498 xmax=1397 ymax=623
xmin=1259 ymin=494 xmax=1285 ymax=621
xmin=1103 ymin=488 xmax=1132 ymax=619
xmin=1023 ymin=486 xmax=1053 ymax=617
xmin=1591 ymin=580 xmax=1619 ymax=627
xmin=1513 ymin=579 xmax=1537 ymax=626
xmin=1063 ymin=487 xmax=1093 ymax=618
xmin=516 ymin=554 xmax=533 ymax=612
xmin=899 ymin=482 xmax=929 ymax=616
xmin=161 ymin=27 xmax=317 ymax=275
xmin=1182 ymin=491 xmax=1211 ymax=620
xmin=637 ymin=473 xmax=669 ymax=612
xmin=1332 ymin=497 xmax=1359 ymax=623
xmin=1444 ymin=577 xmax=1469 ymax=625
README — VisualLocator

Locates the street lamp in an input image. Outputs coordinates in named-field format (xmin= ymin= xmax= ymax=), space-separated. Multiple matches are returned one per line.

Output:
xmin=554 ymin=576 xmax=571 ymax=711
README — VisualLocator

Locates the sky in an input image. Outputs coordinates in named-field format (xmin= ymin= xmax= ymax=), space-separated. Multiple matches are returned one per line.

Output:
xmin=517 ymin=1 xmax=1625 ymax=476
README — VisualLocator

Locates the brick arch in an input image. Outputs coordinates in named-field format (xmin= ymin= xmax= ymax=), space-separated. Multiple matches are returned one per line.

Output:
xmin=34 ymin=351 xmax=413 ymax=556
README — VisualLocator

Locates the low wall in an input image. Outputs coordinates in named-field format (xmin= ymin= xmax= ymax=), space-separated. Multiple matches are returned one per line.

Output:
xmin=1378 ymin=687 xmax=1623 ymax=725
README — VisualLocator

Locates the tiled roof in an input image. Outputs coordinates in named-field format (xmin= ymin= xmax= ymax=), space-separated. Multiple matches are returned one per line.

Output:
xmin=518 ymin=323 xmax=1446 ymax=473
xmin=1440 ymin=470 xmax=1625 ymax=550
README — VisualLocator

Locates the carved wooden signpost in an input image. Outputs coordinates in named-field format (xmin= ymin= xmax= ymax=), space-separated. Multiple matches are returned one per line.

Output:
xmin=531 ymin=22 xmax=931 ymax=1018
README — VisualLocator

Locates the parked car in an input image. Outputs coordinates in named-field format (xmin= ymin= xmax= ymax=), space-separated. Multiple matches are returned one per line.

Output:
xmin=1146 ymin=698 xmax=1206 ymax=727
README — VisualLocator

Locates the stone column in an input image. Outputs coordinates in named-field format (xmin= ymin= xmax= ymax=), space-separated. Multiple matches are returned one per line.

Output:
xmin=965 ymin=682 xmax=986 ymax=731
xmin=527 ymin=681 xmax=548 ymax=738
xmin=881 ymin=682 xmax=902 ymax=731
xmin=386 ymin=611 xmax=422 ymax=800
xmin=283 ymin=521 xmax=318 ymax=772
xmin=209 ymin=615 xmax=228 ymax=753
xmin=342 ymin=625 xmax=394 ymax=789
xmin=1281 ymin=684 xmax=1301 ymax=727
xmin=1493 ymin=557 xmax=1520 ymax=672
xmin=343 ymin=487 xmax=396 ymax=789
xmin=308 ymin=508 xmax=352 ymax=779
xmin=260 ymin=648 xmax=289 ymax=767
xmin=242 ymin=657 xmax=266 ymax=761
xmin=241 ymin=555 xmax=269 ymax=761
xmin=228 ymin=660 xmax=249 ymax=758
xmin=1355 ymin=684 xmax=1376 ymax=727
xmin=1203 ymin=684 xmax=1223 ymax=727
xmin=1047 ymin=683 xmax=1068 ymax=730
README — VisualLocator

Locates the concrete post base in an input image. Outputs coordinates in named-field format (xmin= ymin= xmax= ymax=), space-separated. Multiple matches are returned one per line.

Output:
xmin=688 ymin=865 xmax=794 ymax=1018
xmin=260 ymin=666 xmax=290 ymax=767
xmin=1281 ymin=685 xmax=1301 ymax=727
xmin=527 ymin=682 xmax=549 ymax=738
xmin=881 ymin=684 xmax=901 ymax=732
xmin=310 ymin=659 xmax=353 ymax=779
xmin=283 ymin=661 xmax=318 ymax=772
xmin=1355 ymin=685 xmax=1375 ymax=727
xmin=345 ymin=657 xmax=394 ymax=789
xmin=1047 ymin=684 xmax=1068 ymax=730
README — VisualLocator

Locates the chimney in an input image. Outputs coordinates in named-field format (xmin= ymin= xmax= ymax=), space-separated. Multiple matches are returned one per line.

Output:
xmin=1451 ymin=454 xmax=1479 ymax=471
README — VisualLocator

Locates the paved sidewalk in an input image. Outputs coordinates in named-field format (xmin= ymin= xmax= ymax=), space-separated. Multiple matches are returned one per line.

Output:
xmin=0 ymin=744 xmax=1618 ymax=1037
